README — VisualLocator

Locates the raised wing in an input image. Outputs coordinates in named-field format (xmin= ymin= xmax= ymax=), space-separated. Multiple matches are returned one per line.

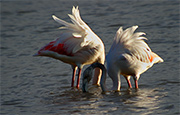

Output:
xmin=38 ymin=6 xmax=96 ymax=57
xmin=52 ymin=6 xmax=95 ymax=54
xmin=113 ymin=26 xmax=153 ymax=63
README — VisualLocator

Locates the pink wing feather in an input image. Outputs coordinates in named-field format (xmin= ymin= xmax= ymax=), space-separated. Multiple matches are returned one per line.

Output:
xmin=38 ymin=39 xmax=73 ymax=56
xmin=37 ymin=6 xmax=94 ymax=57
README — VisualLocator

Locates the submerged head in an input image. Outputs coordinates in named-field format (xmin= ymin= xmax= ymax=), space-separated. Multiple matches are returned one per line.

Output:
xmin=82 ymin=62 xmax=107 ymax=92
xmin=82 ymin=66 xmax=94 ymax=92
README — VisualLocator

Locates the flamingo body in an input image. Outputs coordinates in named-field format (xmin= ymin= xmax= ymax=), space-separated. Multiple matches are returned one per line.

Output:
xmin=35 ymin=6 xmax=105 ymax=88
xmin=106 ymin=26 xmax=163 ymax=91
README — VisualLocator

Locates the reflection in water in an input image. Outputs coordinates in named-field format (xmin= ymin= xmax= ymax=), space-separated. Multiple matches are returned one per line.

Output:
xmin=39 ymin=87 xmax=168 ymax=114
xmin=121 ymin=88 xmax=167 ymax=114
xmin=40 ymin=87 xmax=105 ymax=114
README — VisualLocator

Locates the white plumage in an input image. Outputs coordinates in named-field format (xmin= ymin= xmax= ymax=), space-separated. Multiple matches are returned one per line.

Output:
xmin=106 ymin=26 xmax=163 ymax=91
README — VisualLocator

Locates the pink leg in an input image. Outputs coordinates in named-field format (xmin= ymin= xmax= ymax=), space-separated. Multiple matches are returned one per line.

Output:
xmin=92 ymin=68 xmax=102 ymax=85
xmin=126 ymin=79 xmax=132 ymax=88
xmin=135 ymin=80 xmax=138 ymax=89
xmin=76 ymin=68 xmax=82 ymax=89
xmin=71 ymin=66 xmax=77 ymax=87
xmin=133 ymin=75 xmax=139 ymax=89
xmin=125 ymin=76 xmax=132 ymax=88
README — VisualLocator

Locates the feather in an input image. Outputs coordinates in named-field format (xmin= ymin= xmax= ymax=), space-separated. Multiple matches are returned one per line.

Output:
xmin=112 ymin=26 xmax=152 ymax=63
xmin=51 ymin=6 xmax=96 ymax=54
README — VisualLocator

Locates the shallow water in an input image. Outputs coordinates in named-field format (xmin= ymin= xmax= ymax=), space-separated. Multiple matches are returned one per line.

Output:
xmin=1 ymin=0 xmax=180 ymax=115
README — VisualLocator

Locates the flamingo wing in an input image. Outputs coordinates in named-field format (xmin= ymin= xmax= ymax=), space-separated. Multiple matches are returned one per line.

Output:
xmin=35 ymin=6 xmax=105 ymax=89
xmin=36 ymin=6 xmax=97 ymax=58
xmin=111 ymin=26 xmax=154 ymax=63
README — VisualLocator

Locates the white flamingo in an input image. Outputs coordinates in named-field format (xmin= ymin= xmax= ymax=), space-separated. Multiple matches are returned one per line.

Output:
xmin=106 ymin=26 xmax=163 ymax=91
xmin=34 ymin=6 xmax=105 ymax=89
xmin=82 ymin=26 xmax=163 ymax=92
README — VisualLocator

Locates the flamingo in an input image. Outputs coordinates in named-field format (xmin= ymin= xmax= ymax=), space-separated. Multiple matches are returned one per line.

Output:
xmin=34 ymin=6 xmax=105 ymax=89
xmin=82 ymin=26 xmax=163 ymax=92
xmin=106 ymin=26 xmax=163 ymax=91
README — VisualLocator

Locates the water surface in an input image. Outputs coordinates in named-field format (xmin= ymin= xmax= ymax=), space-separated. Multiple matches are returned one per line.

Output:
xmin=1 ymin=0 xmax=179 ymax=114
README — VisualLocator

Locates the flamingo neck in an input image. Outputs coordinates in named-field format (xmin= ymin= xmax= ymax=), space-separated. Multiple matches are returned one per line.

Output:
xmin=112 ymin=79 xmax=121 ymax=91
xmin=82 ymin=63 xmax=107 ymax=92
xmin=91 ymin=63 xmax=108 ymax=92
xmin=100 ymin=67 xmax=108 ymax=92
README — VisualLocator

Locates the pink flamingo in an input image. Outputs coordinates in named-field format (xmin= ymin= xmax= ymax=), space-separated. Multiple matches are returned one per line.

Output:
xmin=106 ymin=26 xmax=164 ymax=91
xmin=34 ymin=6 xmax=105 ymax=89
